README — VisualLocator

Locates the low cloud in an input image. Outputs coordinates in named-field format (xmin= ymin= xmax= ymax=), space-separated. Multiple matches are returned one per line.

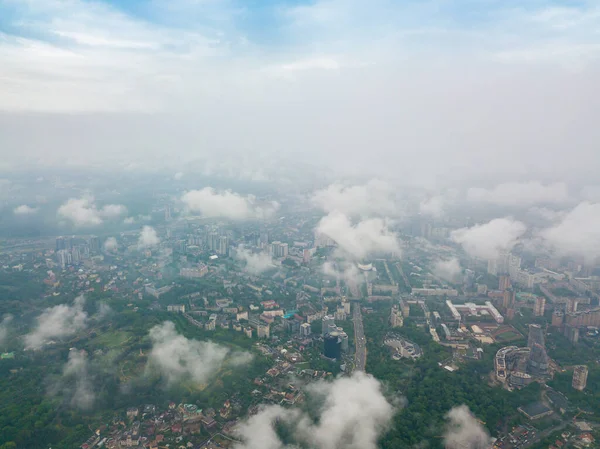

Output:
xmin=419 ymin=195 xmax=445 ymax=218
xmin=148 ymin=321 xmax=252 ymax=385
xmin=316 ymin=212 xmax=400 ymax=260
xmin=25 ymin=296 xmax=88 ymax=350
xmin=451 ymin=218 xmax=526 ymax=260
xmin=182 ymin=187 xmax=279 ymax=220
xmin=0 ymin=314 xmax=13 ymax=346
xmin=174 ymin=171 xmax=184 ymax=180
xmin=103 ymin=236 xmax=118 ymax=252
xmin=444 ymin=405 xmax=492 ymax=449
xmin=63 ymin=349 xmax=95 ymax=410
xmin=322 ymin=261 xmax=362 ymax=285
xmin=311 ymin=180 xmax=397 ymax=217
xmin=432 ymin=257 xmax=462 ymax=283
xmin=467 ymin=182 xmax=568 ymax=207
xmin=234 ymin=372 xmax=395 ymax=449
xmin=14 ymin=204 xmax=38 ymax=215
xmin=236 ymin=246 xmax=275 ymax=275
xmin=138 ymin=225 xmax=160 ymax=249
xmin=96 ymin=302 xmax=113 ymax=320
xmin=57 ymin=196 xmax=127 ymax=227
xmin=539 ymin=201 xmax=600 ymax=262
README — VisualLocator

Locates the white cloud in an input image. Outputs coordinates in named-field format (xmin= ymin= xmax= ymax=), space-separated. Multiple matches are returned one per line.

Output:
xmin=451 ymin=218 xmax=526 ymax=260
xmin=25 ymin=296 xmax=88 ymax=350
xmin=63 ymin=349 xmax=95 ymax=410
xmin=57 ymin=196 xmax=127 ymax=226
xmin=14 ymin=204 xmax=38 ymax=215
xmin=234 ymin=372 xmax=395 ymax=449
xmin=311 ymin=180 xmax=397 ymax=217
xmin=103 ymin=236 xmax=118 ymax=252
xmin=432 ymin=257 xmax=462 ymax=283
xmin=316 ymin=212 xmax=400 ymax=260
xmin=419 ymin=195 xmax=445 ymax=218
xmin=137 ymin=225 xmax=160 ymax=249
xmin=539 ymin=201 xmax=600 ymax=261
xmin=235 ymin=246 xmax=275 ymax=275
xmin=467 ymin=182 xmax=569 ymax=207
xmin=322 ymin=260 xmax=362 ymax=285
xmin=0 ymin=314 xmax=13 ymax=346
xmin=182 ymin=188 xmax=279 ymax=220
xmin=174 ymin=171 xmax=184 ymax=180
xmin=96 ymin=302 xmax=113 ymax=320
xmin=148 ymin=321 xmax=252 ymax=385
xmin=444 ymin=405 xmax=492 ymax=449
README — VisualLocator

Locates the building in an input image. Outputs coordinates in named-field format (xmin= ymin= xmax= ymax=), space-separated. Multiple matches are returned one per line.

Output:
xmin=502 ymin=290 xmax=515 ymax=309
xmin=527 ymin=324 xmax=545 ymax=349
xmin=446 ymin=300 xmax=504 ymax=324
xmin=300 ymin=322 xmax=311 ymax=337
xmin=499 ymin=275 xmax=511 ymax=291
xmin=400 ymin=300 xmax=410 ymax=317
xmin=324 ymin=332 xmax=341 ymax=359
xmin=334 ymin=306 xmax=347 ymax=322
xmin=518 ymin=403 xmax=553 ymax=420
xmin=145 ymin=284 xmax=172 ymax=299
xmin=180 ymin=264 xmax=208 ymax=279
xmin=89 ymin=235 xmax=100 ymax=253
xmin=564 ymin=325 xmax=579 ymax=343
xmin=244 ymin=327 xmax=253 ymax=338
xmin=566 ymin=298 xmax=579 ymax=313
xmin=322 ymin=315 xmax=335 ymax=336
xmin=565 ymin=307 xmax=600 ymax=328
xmin=269 ymin=241 xmax=289 ymax=258
xmin=552 ymin=310 xmax=564 ymax=327
xmin=572 ymin=365 xmax=588 ymax=391
xmin=217 ymin=236 xmax=229 ymax=256
xmin=257 ymin=324 xmax=270 ymax=338
xmin=390 ymin=305 xmax=404 ymax=328
xmin=412 ymin=288 xmax=458 ymax=297
xmin=534 ymin=296 xmax=546 ymax=317
xmin=167 ymin=304 xmax=186 ymax=313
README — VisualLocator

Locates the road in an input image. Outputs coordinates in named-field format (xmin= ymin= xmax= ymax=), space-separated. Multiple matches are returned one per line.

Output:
xmin=353 ymin=303 xmax=367 ymax=372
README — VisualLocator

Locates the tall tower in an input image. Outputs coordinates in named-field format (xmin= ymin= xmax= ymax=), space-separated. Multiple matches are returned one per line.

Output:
xmin=572 ymin=365 xmax=588 ymax=391
xmin=527 ymin=324 xmax=545 ymax=349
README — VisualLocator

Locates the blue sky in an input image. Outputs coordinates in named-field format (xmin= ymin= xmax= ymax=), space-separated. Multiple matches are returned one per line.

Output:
xmin=0 ymin=0 xmax=599 ymax=180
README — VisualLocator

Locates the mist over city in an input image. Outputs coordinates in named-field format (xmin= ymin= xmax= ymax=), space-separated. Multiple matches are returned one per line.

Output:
xmin=1 ymin=1 xmax=600 ymax=449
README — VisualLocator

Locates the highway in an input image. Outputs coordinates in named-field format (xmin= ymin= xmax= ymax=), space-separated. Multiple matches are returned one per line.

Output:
xmin=353 ymin=303 xmax=367 ymax=372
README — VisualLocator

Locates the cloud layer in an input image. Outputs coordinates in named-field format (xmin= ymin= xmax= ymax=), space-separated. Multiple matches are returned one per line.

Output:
xmin=316 ymin=212 xmax=401 ymax=260
xmin=14 ymin=204 xmax=38 ymax=215
xmin=138 ymin=226 xmax=160 ymax=249
xmin=63 ymin=349 xmax=95 ymax=410
xmin=467 ymin=182 xmax=569 ymax=207
xmin=451 ymin=218 xmax=526 ymax=260
xmin=234 ymin=372 xmax=395 ymax=449
xmin=148 ymin=321 xmax=252 ymax=385
xmin=235 ymin=246 xmax=275 ymax=275
xmin=57 ymin=197 xmax=127 ymax=227
xmin=312 ymin=180 xmax=397 ymax=217
xmin=444 ymin=405 xmax=492 ymax=449
xmin=103 ymin=236 xmax=118 ymax=252
xmin=432 ymin=258 xmax=462 ymax=284
xmin=539 ymin=201 xmax=600 ymax=261
xmin=182 ymin=188 xmax=279 ymax=220
xmin=25 ymin=296 xmax=88 ymax=350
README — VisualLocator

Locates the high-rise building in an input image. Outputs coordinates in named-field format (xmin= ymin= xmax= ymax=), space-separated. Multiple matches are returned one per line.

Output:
xmin=534 ymin=296 xmax=546 ymax=317
xmin=164 ymin=205 xmax=172 ymax=221
xmin=566 ymin=298 xmax=579 ymax=314
xmin=56 ymin=236 xmax=66 ymax=251
xmin=528 ymin=324 xmax=545 ymax=349
xmin=217 ymin=236 xmax=229 ymax=256
xmin=269 ymin=241 xmax=289 ymax=258
xmin=572 ymin=365 xmax=588 ymax=391
xmin=89 ymin=235 xmax=100 ymax=253
xmin=323 ymin=332 xmax=341 ymax=359
xmin=552 ymin=310 xmax=564 ymax=327
xmin=56 ymin=249 xmax=69 ymax=269
xmin=300 ymin=322 xmax=311 ymax=337
xmin=207 ymin=232 xmax=220 ymax=252
xmin=499 ymin=275 xmax=511 ymax=291
xmin=322 ymin=315 xmax=335 ymax=336
xmin=565 ymin=325 xmax=579 ymax=344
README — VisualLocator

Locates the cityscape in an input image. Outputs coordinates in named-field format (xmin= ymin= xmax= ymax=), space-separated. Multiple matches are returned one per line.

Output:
xmin=1 ymin=1 xmax=600 ymax=449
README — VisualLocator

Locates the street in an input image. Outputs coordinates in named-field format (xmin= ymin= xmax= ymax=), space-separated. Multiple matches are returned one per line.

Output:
xmin=353 ymin=303 xmax=367 ymax=372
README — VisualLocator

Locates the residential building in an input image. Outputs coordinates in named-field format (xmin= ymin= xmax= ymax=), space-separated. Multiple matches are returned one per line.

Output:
xmin=572 ymin=365 xmax=588 ymax=391
xmin=534 ymin=296 xmax=546 ymax=317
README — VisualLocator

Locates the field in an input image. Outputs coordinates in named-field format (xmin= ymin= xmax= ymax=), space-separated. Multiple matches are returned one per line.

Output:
xmin=94 ymin=330 xmax=134 ymax=348
xmin=492 ymin=326 xmax=523 ymax=343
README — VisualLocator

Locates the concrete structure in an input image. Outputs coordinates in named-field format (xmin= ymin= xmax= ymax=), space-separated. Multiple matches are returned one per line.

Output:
xmin=534 ymin=296 xmax=546 ymax=317
xmin=324 ymin=332 xmax=341 ymax=359
xmin=269 ymin=241 xmax=289 ymax=258
xmin=257 ymin=324 xmax=270 ymax=338
xmin=412 ymin=287 xmax=458 ymax=297
xmin=167 ymin=304 xmax=186 ymax=313
xmin=565 ymin=307 xmax=600 ymax=327
xmin=145 ymin=284 xmax=172 ymax=299
xmin=300 ymin=322 xmax=311 ymax=337
xmin=572 ymin=365 xmax=588 ymax=391
xmin=552 ymin=310 xmax=564 ymax=327
xmin=446 ymin=300 xmax=504 ymax=324
xmin=499 ymin=275 xmax=511 ymax=291
xmin=390 ymin=305 xmax=404 ymax=328
xmin=322 ymin=315 xmax=335 ymax=336
xmin=180 ymin=264 xmax=208 ymax=279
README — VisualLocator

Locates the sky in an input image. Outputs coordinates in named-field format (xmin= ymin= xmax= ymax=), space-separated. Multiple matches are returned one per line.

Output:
xmin=1 ymin=0 xmax=599 ymax=183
